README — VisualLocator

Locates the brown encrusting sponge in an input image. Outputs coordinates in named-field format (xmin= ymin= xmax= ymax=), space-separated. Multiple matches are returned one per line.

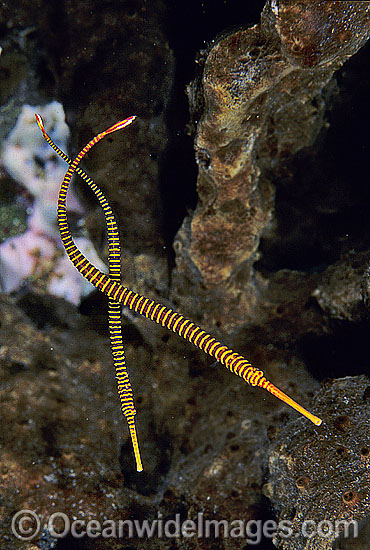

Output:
xmin=173 ymin=0 xmax=370 ymax=331
xmin=268 ymin=375 xmax=370 ymax=550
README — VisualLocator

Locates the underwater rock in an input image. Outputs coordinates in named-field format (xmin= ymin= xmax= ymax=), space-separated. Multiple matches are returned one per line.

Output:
xmin=2 ymin=1 xmax=370 ymax=549
xmin=55 ymin=0 xmax=174 ymax=259
xmin=0 ymin=27 xmax=42 ymax=140
xmin=173 ymin=0 xmax=370 ymax=331
xmin=0 ymin=292 xmax=160 ymax=547
xmin=312 ymin=251 xmax=370 ymax=322
xmin=361 ymin=261 xmax=370 ymax=313
xmin=267 ymin=375 xmax=370 ymax=550
xmin=0 ymin=287 xmax=323 ymax=549
xmin=0 ymin=0 xmax=174 ymax=264
xmin=269 ymin=1 xmax=370 ymax=68
xmin=0 ymin=293 xmax=125 ymax=545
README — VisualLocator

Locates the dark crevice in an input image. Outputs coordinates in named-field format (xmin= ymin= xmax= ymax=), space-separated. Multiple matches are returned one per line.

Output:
xmin=298 ymin=320 xmax=370 ymax=381
xmin=257 ymin=39 xmax=370 ymax=274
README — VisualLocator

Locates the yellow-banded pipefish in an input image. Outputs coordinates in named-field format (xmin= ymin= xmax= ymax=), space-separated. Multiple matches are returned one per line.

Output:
xmin=37 ymin=114 xmax=323 ymax=471
xmin=35 ymin=114 xmax=142 ymax=471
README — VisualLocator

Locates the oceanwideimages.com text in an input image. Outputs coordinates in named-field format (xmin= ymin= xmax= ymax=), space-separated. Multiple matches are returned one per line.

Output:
xmin=11 ymin=509 xmax=358 ymax=544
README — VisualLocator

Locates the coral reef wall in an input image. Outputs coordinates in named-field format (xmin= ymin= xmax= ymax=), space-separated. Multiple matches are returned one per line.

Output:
xmin=1 ymin=1 xmax=370 ymax=550
xmin=172 ymin=0 xmax=370 ymax=331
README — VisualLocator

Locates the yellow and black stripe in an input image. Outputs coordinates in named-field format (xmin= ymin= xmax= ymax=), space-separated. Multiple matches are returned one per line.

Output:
xmin=37 ymin=114 xmax=323 ymax=471
xmin=36 ymin=114 xmax=142 ymax=471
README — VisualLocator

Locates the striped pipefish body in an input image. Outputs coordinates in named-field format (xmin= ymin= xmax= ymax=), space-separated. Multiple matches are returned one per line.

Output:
xmin=36 ymin=114 xmax=142 ymax=471
xmin=36 ymin=114 xmax=322 ymax=471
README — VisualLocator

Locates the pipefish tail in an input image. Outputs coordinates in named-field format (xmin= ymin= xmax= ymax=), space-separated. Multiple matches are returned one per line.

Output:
xmin=37 ymin=114 xmax=323 ymax=469
xmin=36 ymin=113 xmax=142 ymax=471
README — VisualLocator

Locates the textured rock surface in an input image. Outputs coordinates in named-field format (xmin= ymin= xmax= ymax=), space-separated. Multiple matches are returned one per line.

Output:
xmin=313 ymin=251 xmax=369 ymax=323
xmin=56 ymin=0 xmax=174 ymax=258
xmin=1 ymin=292 xmax=304 ymax=549
xmin=0 ymin=0 xmax=174 ymax=260
xmin=268 ymin=376 xmax=370 ymax=550
xmin=1 ymin=1 xmax=370 ymax=549
xmin=173 ymin=0 xmax=370 ymax=330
